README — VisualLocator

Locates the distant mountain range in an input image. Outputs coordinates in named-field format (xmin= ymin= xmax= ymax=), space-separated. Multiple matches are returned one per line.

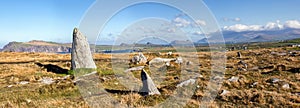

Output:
xmin=1 ymin=28 xmax=300 ymax=53
xmin=198 ymin=28 xmax=300 ymax=43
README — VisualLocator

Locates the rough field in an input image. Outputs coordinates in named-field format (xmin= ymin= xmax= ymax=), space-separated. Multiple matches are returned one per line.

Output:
xmin=0 ymin=47 xmax=299 ymax=108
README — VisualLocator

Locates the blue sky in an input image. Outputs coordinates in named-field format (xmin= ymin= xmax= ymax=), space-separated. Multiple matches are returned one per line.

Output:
xmin=1 ymin=0 xmax=300 ymax=47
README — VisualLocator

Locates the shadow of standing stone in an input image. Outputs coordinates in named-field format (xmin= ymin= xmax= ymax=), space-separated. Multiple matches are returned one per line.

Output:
xmin=71 ymin=28 xmax=97 ymax=70
xmin=140 ymin=69 xmax=161 ymax=96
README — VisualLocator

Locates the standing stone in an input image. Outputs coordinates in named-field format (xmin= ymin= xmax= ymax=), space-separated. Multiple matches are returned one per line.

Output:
xmin=237 ymin=52 xmax=242 ymax=58
xmin=71 ymin=28 xmax=97 ymax=70
xmin=140 ymin=69 xmax=161 ymax=96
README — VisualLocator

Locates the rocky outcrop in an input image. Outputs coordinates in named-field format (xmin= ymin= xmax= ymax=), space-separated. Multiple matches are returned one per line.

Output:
xmin=71 ymin=28 xmax=97 ymax=70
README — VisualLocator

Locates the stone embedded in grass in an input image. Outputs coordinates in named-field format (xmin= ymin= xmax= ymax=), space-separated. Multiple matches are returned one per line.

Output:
xmin=131 ymin=52 xmax=147 ymax=65
xmin=267 ymin=78 xmax=280 ymax=83
xmin=282 ymin=83 xmax=290 ymax=89
xmin=40 ymin=77 xmax=55 ymax=85
xmin=19 ymin=81 xmax=29 ymax=85
xmin=174 ymin=57 xmax=183 ymax=64
xmin=124 ymin=66 xmax=145 ymax=73
xmin=71 ymin=28 xmax=97 ymax=70
xmin=176 ymin=78 xmax=196 ymax=87
xmin=238 ymin=60 xmax=248 ymax=69
xmin=228 ymin=76 xmax=239 ymax=82
xmin=250 ymin=82 xmax=258 ymax=88
xmin=140 ymin=69 xmax=161 ymax=96
xmin=220 ymin=90 xmax=230 ymax=96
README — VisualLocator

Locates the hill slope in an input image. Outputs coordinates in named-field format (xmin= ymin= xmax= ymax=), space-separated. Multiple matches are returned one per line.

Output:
xmin=0 ymin=40 xmax=71 ymax=53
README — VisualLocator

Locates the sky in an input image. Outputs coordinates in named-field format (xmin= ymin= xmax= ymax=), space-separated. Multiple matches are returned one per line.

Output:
xmin=1 ymin=0 xmax=300 ymax=48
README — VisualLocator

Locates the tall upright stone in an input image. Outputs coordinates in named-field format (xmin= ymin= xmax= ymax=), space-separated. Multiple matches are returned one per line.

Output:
xmin=140 ymin=69 xmax=161 ymax=96
xmin=71 ymin=28 xmax=97 ymax=70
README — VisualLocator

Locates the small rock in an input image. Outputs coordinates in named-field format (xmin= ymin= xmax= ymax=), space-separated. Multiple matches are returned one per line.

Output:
xmin=267 ymin=78 xmax=280 ymax=83
xmin=131 ymin=53 xmax=147 ymax=64
xmin=7 ymin=85 xmax=13 ymax=88
xmin=124 ymin=66 xmax=145 ymax=73
xmin=40 ymin=77 xmax=55 ymax=85
xmin=167 ymin=52 xmax=172 ymax=56
xmin=220 ymin=90 xmax=230 ymax=96
xmin=228 ymin=76 xmax=239 ymax=82
xmin=174 ymin=57 xmax=183 ymax=64
xmin=176 ymin=79 xmax=196 ymax=87
xmin=282 ymin=83 xmax=290 ymax=89
xmin=238 ymin=60 xmax=248 ymax=69
xmin=250 ymin=82 xmax=258 ymax=88
xmin=19 ymin=81 xmax=29 ymax=85
xmin=26 ymin=99 xmax=31 ymax=103
xmin=186 ymin=61 xmax=193 ymax=66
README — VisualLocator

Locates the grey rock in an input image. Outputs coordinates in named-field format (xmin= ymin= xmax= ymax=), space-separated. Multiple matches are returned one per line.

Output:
xmin=71 ymin=28 xmax=97 ymax=70
xmin=176 ymin=78 xmax=196 ymax=87
xmin=19 ymin=81 xmax=29 ymax=85
xmin=40 ymin=77 xmax=55 ymax=85
xmin=282 ymin=83 xmax=290 ymax=89
xmin=228 ymin=76 xmax=239 ymax=82
xmin=140 ymin=69 xmax=161 ymax=96
xmin=174 ymin=57 xmax=183 ymax=64
xmin=267 ymin=78 xmax=280 ymax=83
xmin=220 ymin=90 xmax=230 ymax=96
xmin=124 ymin=66 xmax=145 ymax=73
xmin=131 ymin=52 xmax=147 ymax=64
xmin=238 ymin=60 xmax=248 ymax=69
xmin=250 ymin=82 xmax=258 ymax=88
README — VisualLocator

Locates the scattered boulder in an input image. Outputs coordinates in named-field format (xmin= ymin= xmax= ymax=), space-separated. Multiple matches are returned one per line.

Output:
xmin=140 ymin=69 xmax=161 ymax=96
xmin=71 ymin=28 xmax=97 ymax=70
xmin=282 ymin=83 xmax=290 ymax=89
xmin=40 ymin=77 xmax=55 ymax=85
xmin=149 ymin=57 xmax=175 ymax=63
xmin=176 ymin=78 xmax=196 ymax=87
xmin=228 ymin=76 xmax=239 ymax=82
xmin=250 ymin=82 xmax=258 ymax=88
xmin=238 ymin=60 xmax=248 ymax=69
xmin=220 ymin=90 xmax=230 ymax=96
xmin=267 ymin=78 xmax=280 ymax=83
xmin=174 ymin=57 xmax=183 ymax=65
xmin=167 ymin=52 xmax=172 ymax=56
xmin=7 ymin=85 xmax=13 ymax=88
xmin=271 ymin=52 xmax=287 ymax=56
xmin=124 ymin=66 xmax=145 ymax=73
xmin=131 ymin=52 xmax=147 ymax=64
xmin=19 ymin=81 xmax=29 ymax=85
xmin=186 ymin=61 xmax=193 ymax=66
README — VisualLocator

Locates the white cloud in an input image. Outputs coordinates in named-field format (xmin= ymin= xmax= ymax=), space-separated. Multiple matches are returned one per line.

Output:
xmin=223 ymin=24 xmax=263 ymax=32
xmin=193 ymin=31 xmax=203 ymax=35
xmin=195 ymin=20 xmax=206 ymax=26
xmin=264 ymin=21 xmax=284 ymax=30
xmin=284 ymin=20 xmax=300 ymax=29
xmin=223 ymin=17 xmax=241 ymax=22
xmin=234 ymin=18 xmax=241 ymax=22
xmin=173 ymin=17 xmax=191 ymax=27
xmin=223 ymin=20 xmax=298 ymax=32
